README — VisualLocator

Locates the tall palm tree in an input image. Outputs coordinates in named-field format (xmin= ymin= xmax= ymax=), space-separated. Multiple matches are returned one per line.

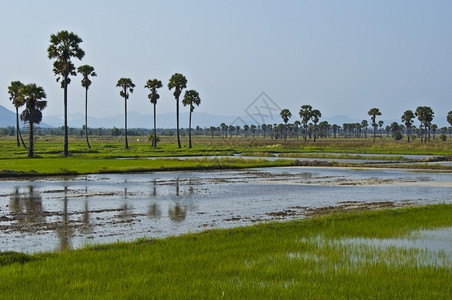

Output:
xmin=19 ymin=83 xmax=47 ymax=158
xmin=182 ymin=89 xmax=201 ymax=148
xmin=168 ymin=73 xmax=187 ymax=148
xmin=116 ymin=78 xmax=135 ymax=149
xmin=299 ymin=105 xmax=313 ymax=142
xmin=311 ymin=109 xmax=322 ymax=142
xmin=48 ymin=30 xmax=84 ymax=156
xmin=145 ymin=78 xmax=163 ymax=148
xmin=77 ymin=65 xmax=96 ymax=149
xmin=401 ymin=110 xmax=414 ymax=143
xmin=368 ymin=108 xmax=381 ymax=142
xmin=8 ymin=81 xmax=27 ymax=148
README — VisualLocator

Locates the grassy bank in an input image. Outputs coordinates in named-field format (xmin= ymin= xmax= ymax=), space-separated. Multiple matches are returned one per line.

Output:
xmin=0 ymin=137 xmax=451 ymax=176
xmin=1 ymin=204 xmax=451 ymax=299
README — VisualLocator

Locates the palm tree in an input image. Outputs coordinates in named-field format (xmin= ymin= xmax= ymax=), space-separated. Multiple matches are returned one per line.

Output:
xmin=47 ymin=30 xmax=85 ymax=157
xmin=415 ymin=106 xmax=434 ymax=143
xmin=368 ymin=108 xmax=382 ymax=142
xmin=243 ymin=125 xmax=249 ymax=138
xmin=168 ymin=73 xmax=187 ymax=148
xmin=250 ymin=124 xmax=257 ymax=138
xmin=77 ymin=65 xmax=96 ymax=149
xmin=361 ymin=120 xmax=368 ymax=138
xmin=116 ymin=78 xmax=135 ymax=149
xmin=8 ymin=81 xmax=27 ymax=148
xmin=280 ymin=109 xmax=291 ymax=140
xmin=182 ymin=90 xmax=201 ymax=148
xmin=401 ymin=110 xmax=415 ymax=142
xmin=280 ymin=109 xmax=292 ymax=124
xmin=19 ymin=83 xmax=47 ymax=158
xmin=145 ymin=79 xmax=163 ymax=148
xmin=299 ymin=105 xmax=313 ymax=142
xmin=311 ymin=109 xmax=321 ymax=142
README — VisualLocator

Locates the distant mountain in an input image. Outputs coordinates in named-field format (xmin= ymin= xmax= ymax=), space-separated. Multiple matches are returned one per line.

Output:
xmin=0 ymin=105 xmax=16 ymax=127
xmin=0 ymin=105 xmax=51 ymax=128
xmin=44 ymin=111 xmax=255 ymax=129
xmin=3 ymin=105 xmax=448 ymax=129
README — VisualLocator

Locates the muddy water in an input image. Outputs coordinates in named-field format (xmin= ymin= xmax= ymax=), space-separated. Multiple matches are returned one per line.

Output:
xmin=0 ymin=167 xmax=451 ymax=253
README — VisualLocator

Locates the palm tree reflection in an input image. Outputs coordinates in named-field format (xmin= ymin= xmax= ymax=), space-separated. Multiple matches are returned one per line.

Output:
xmin=9 ymin=186 xmax=44 ymax=231
xmin=56 ymin=186 xmax=74 ymax=251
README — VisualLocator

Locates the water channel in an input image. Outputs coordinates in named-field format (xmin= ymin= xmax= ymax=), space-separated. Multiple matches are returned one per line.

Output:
xmin=1 ymin=166 xmax=451 ymax=253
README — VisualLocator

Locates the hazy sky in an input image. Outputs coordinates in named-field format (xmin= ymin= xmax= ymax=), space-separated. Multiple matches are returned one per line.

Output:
xmin=1 ymin=0 xmax=452 ymax=125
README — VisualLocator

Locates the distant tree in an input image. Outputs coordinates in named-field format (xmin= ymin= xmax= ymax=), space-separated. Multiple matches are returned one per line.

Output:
xmin=368 ymin=108 xmax=382 ymax=142
xmin=182 ymin=89 xmax=201 ymax=148
xmin=116 ymin=78 xmax=135 ymax=149
xmin=48 ymin=30 xmax=85 ymax=156
xmin=8 ymin=81 xmax=27 ymax=148
xmin=19 ymin=83 xmax=47 ymax=158
xmin=261 ymin=124 xmax=267 ymax=138
xmin=332 ymin=124 xmax=339 ymax=138
xmin=228 ymin=125 xmax=235 ymax=137
xmin=311 ymin=109 xmax=321 ymax=142
xmin=401 ymin=110 xmax=415 ymax=143
xmin=77 ymin=65 xmax=96 ymax=149
xmin=145 ymin=78 xmax=163 ymax=147
xmin=168 ymin=73 xmax=187 ymax=148
xmin=220 ymin=123 xmax=227 ymax=138
xmin=299 ymin=105 xmax=313 ymax=142
xmin=209 ymin=126 xmax=216 ymax=139
xmin=280 ymin=109 xmax=292 ymax=124
xmin=415 ymin=106 xmax=434 ymax=143
xmin=431 ymin=124 xmax=438 ymax=140
xmin=447 ymin=111 xmax=452 ymax=127
xmin=361 ymin=120 xmax=368 ymax=138
xmin=250 ymin=124 xmax=256 ymax=138
xmin=243 ymin=124 xmax=249 ymax=138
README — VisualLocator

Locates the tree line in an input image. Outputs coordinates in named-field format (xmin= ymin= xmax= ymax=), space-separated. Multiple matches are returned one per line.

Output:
xmin=214 ymin=106 xmax=452 ymax=143
xmin=7 ymin=30 xmax=202 ymax=157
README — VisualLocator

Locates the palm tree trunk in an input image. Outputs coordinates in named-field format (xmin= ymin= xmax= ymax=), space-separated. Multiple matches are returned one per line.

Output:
xmin=63 ymin=80 xmax=69 ymax=157
xmin=124 ymin=97 xmax=129 ymax=149
xmin=153 ymin=103 xmax=157 ymax=148
xmin=15 ymin=107 xmax=20 ymax=147
xmin=19 ymin=127 xmax=27 ymax=149
xmin=188 ymin=110 xmax=192 ymax=148
xmin=176 ymin=97 xmax=181 ymax=148
xmin=85 ymin=87 xmax=91 ymax=149
xmin=28 ymin=121 xmax=34 ymax=158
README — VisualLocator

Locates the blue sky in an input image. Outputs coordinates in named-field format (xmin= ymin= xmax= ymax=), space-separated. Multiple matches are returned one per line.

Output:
xmin=1 ymin=0 xmax=451 ymax=125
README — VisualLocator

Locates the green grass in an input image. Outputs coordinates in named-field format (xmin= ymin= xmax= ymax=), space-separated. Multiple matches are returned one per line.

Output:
xmin=1 ymin=204 xmax=451 ymax=299
xmin=0 ymin=136 xmax=451 ymax=176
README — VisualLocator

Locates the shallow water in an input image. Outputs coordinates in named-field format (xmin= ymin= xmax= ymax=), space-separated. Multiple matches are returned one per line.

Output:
xmin=0 ymin=167 xmax=451 ymax=253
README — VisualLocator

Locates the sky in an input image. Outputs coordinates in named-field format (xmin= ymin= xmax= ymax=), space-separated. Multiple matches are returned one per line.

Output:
xmin=1 ymin=0 xmax=452 ymax=126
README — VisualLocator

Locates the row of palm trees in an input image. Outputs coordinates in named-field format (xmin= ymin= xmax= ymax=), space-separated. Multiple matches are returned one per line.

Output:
xmin=116 ymin=74 xmax=201 ymax=149
xmin=9 ymin=30 xmax=202 ymax=157
xmin=266 ymin=106 xmax=452 ymax=143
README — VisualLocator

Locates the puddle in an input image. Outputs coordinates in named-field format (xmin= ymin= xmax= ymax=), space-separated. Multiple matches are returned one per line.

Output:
xmin=0 ymin=167 xmax=451 ymax=253
xmin=341 ymin=227 xmax=452 ymax=267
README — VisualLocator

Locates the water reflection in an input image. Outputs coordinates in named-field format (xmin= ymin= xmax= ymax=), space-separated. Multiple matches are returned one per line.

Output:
xmin=147 ymin=202 xmax=161 ymax=218
xmin=56 ymin=186 xmax=73 ymax=251
xmin=81 ymin=186 xmax=92 ymax=234
xmin=9 ymin=186 xmax=44 ymax=231
xmin=168 ymin=204 xmax=187 ymax=222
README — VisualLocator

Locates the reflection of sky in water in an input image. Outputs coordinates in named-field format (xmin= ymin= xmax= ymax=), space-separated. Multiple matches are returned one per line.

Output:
xmin=0 ymin=167 xmax=451 ymax=253
xmin=340 ymin=227 xmax=452 ymax=267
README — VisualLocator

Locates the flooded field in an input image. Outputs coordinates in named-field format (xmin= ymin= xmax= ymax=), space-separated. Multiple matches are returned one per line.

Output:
xmin=0 ymin=166 xmax=451 ymax=253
